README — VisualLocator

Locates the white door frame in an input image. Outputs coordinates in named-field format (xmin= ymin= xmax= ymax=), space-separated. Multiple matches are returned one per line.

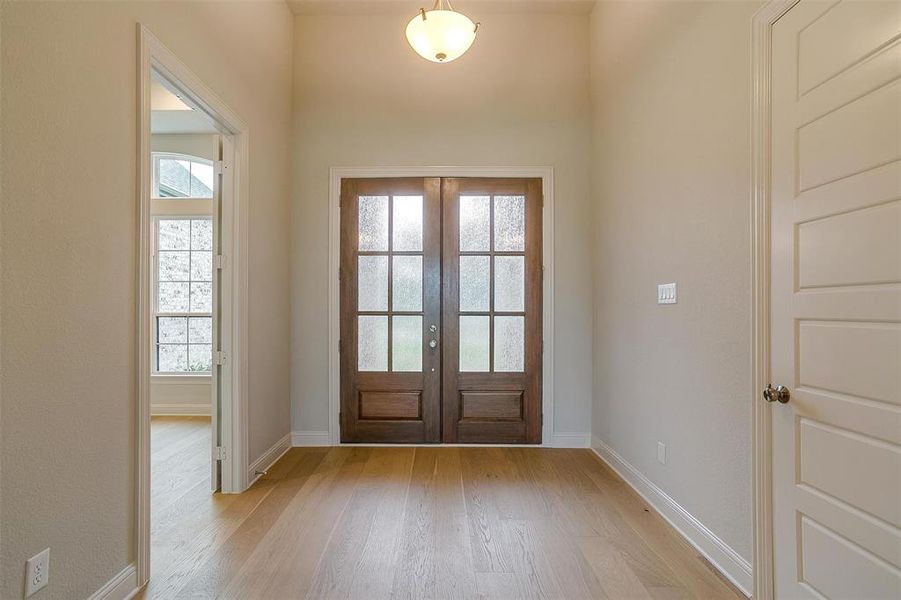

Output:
xmin=327 ymin=167 xmax=555 ymax=446
xmin=750 ymin=2 xmax=801 ymax=599
xmin=136 ymin=24 xmax=250 ymax=586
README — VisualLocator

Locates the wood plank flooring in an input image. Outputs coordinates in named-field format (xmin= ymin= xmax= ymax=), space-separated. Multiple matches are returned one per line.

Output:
xmin=139 ymin=418 xmax=743 ymax=599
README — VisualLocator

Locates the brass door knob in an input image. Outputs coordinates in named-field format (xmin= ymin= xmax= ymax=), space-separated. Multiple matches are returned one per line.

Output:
xmin=763 ymin=384 xmax=791 ymax=404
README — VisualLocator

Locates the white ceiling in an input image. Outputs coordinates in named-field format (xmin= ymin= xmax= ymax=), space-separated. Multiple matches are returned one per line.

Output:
xmin=150 ymin=74 xmax=220 ymax=134
xmin=150 ymin=78 xmax=192 ymax=111
xmin=286 ymin=0 xmax=594 ymax=15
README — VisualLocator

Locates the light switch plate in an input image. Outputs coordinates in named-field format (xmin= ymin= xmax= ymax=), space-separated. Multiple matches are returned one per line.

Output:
xmin=657 ymin=442 xmax=666 ymax=465
xmin=25 ymin=548 xmax=50 ymax=597
xmin=658 ymin=282 xmax=677 ymax=304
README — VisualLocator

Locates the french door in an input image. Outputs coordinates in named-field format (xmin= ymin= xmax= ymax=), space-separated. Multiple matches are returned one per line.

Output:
xmin=340 ymin=177 xmax=542 ymax=444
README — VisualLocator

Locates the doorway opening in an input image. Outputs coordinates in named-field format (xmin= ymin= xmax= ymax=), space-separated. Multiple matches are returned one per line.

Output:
xmin=339 ymin=177 xmax=544 ymax=444
xmin=146 ymin=68 xmax=228 ymax=594
xmin=136 ymin=25 xmax=250 ymax=589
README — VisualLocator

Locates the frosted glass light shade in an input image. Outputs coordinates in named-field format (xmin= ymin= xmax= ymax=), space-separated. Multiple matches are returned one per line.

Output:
xmin=406 ymin=9 xmax=477 ymax=63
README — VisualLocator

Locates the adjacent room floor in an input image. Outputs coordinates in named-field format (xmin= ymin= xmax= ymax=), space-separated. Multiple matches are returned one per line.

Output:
xmin=140 ymin=417 xmax=741 ymax=599
xmin=145 ymin=416 xmax=213 ymax=598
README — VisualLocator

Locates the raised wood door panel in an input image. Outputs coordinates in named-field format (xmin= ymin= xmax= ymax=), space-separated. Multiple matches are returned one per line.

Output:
xmin=771 ymin=2 xmax=901 ymax=598
xmin=441 ymin=178 xmax=543 ymax=444
xmin=340 ymin=178 xmax=441 ymax=443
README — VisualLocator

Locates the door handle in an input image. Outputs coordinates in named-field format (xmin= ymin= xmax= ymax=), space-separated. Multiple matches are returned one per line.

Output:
xmin=428 ymin=324 xmax=438 ymax=350
xmin=763 ymin=384 xmax=791 ymax=404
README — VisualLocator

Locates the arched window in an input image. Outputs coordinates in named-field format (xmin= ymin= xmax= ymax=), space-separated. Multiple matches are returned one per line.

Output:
xmin=152 ymin=152 xmax=214 ymax=198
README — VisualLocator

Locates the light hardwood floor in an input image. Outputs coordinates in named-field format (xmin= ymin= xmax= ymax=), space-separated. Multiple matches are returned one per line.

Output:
xmin=140 ymin=417 xmax=743 ymax=599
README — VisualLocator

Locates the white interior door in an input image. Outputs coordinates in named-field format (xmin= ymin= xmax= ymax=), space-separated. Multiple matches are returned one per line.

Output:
xmin=771 ymin=1 xmax=901 ymax=598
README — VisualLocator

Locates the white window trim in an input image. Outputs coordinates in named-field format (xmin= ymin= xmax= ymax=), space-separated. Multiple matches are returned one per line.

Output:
xmin=150 ymin=374 xmax=211 ymax=385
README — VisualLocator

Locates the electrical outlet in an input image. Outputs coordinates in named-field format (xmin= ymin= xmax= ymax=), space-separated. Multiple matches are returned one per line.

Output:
xmin=657 ymin=442 xmax=666 ymax=465
xmin=657 ymin=282 xmax=677 ymax=304
xmin=25 ymin=548 xmax=50 ymax=597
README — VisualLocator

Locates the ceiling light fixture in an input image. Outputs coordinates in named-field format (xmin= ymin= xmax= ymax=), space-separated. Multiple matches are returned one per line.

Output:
xmin=405 ymin=0 xmax=480 ymax=64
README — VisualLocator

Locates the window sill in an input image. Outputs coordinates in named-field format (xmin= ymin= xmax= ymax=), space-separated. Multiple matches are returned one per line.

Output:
xmin=150 ymin=374 xmax=212 ymax=385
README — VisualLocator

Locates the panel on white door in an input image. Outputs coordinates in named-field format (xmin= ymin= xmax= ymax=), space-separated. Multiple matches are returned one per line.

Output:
xmin=798 ymin=0 xmax=901 ymax=95
xmin=798 ymin=82 xmax=901 ymax=191
xmin=799 ymin=419 xmax=900 ymax=527
xmin=798 ymin=321 xmax=901 ymax=405
xmin=771 ymin=1 xmax=901 ymax=598
xmin=799 ymin=516 xmax=901 ymax=600
xmin=797 ymin=201 xmax=901 ymax=289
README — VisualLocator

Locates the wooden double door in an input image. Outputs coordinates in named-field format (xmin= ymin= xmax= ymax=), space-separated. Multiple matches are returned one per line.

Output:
xmin=340 ymin=177 xmax=542 ymax=444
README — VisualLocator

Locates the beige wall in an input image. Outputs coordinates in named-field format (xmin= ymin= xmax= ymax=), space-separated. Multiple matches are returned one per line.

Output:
xmin=0 ymin=2 xmax=293 ymax=597
xmin=151 ymin=133 xmax=218 ymax=161
xmin=290 ymin=8 xmax=594 ymax=438
xmin=589 ymin=0 xmax=761 ymax=562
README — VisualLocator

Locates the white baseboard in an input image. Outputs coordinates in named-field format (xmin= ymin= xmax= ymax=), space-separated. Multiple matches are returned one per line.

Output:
xmin=247 ymin=433 xmax=291 ymax=487
xmin=291 ymin=430 xmax=332 ymax=446
xmin=548 ymin=431 xmax=591 ymax=448
xmin=590 ymin=436 xmax=752 ymax=597
xmin=88 ymin=563 xmax=139 ymax=600
xmin=150 ymin=403 xmax=211 ymax=416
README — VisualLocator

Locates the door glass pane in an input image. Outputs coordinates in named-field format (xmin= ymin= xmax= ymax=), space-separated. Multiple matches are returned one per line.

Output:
xmin=494 ymin=195 xmax=525 ymax=251
xmin=459 ymin=315 xmax=490 ymax=372
xmin=460 ymin=196 xmax=490 ymax=251
xmin=392 ymin=315 xmax=422 ymax=372
xmin=358 ymin=255 xmax=389 ymax=311
xmin=158 ymin=251 xmax=190 ymax=281
xmin=494 ymin=256 xmax=524 ymax=311
xmin=459 ymin=256 xmax=490 ymax=311
xmin=393 ymin=196 xmax=423 ymax=251
xmin=158 ymin=219 xmax=191 ymax=250
xmin=158 ymin=282 xmax=190 ymax=312
xmin=494 ymin=316 xmax=524 ymax=372
xmin=158 ymin=317 xmax=187 ymax=343
xmin=359 ymin=196 xmax=389 ymax=251
xmin=358 ymin=316 xmax=388 ymax=371
xmin=392 ymin=255 xmax=422 ymax=312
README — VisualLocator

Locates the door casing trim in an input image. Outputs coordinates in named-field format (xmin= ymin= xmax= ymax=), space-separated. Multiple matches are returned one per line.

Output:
xmin=750 ymin=2 xmax=801 ymax=599
xmin=328 ymin=167 xmax=555 ymax=446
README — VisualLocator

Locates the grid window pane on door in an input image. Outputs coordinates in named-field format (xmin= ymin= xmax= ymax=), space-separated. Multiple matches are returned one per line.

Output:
xmin=155 ymin=217 xmax=213 ymax=373
xmin=459 ymin=195 xmax=526 ymax=372
xmin=357 ymin=195 xmax=424 ymax=372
